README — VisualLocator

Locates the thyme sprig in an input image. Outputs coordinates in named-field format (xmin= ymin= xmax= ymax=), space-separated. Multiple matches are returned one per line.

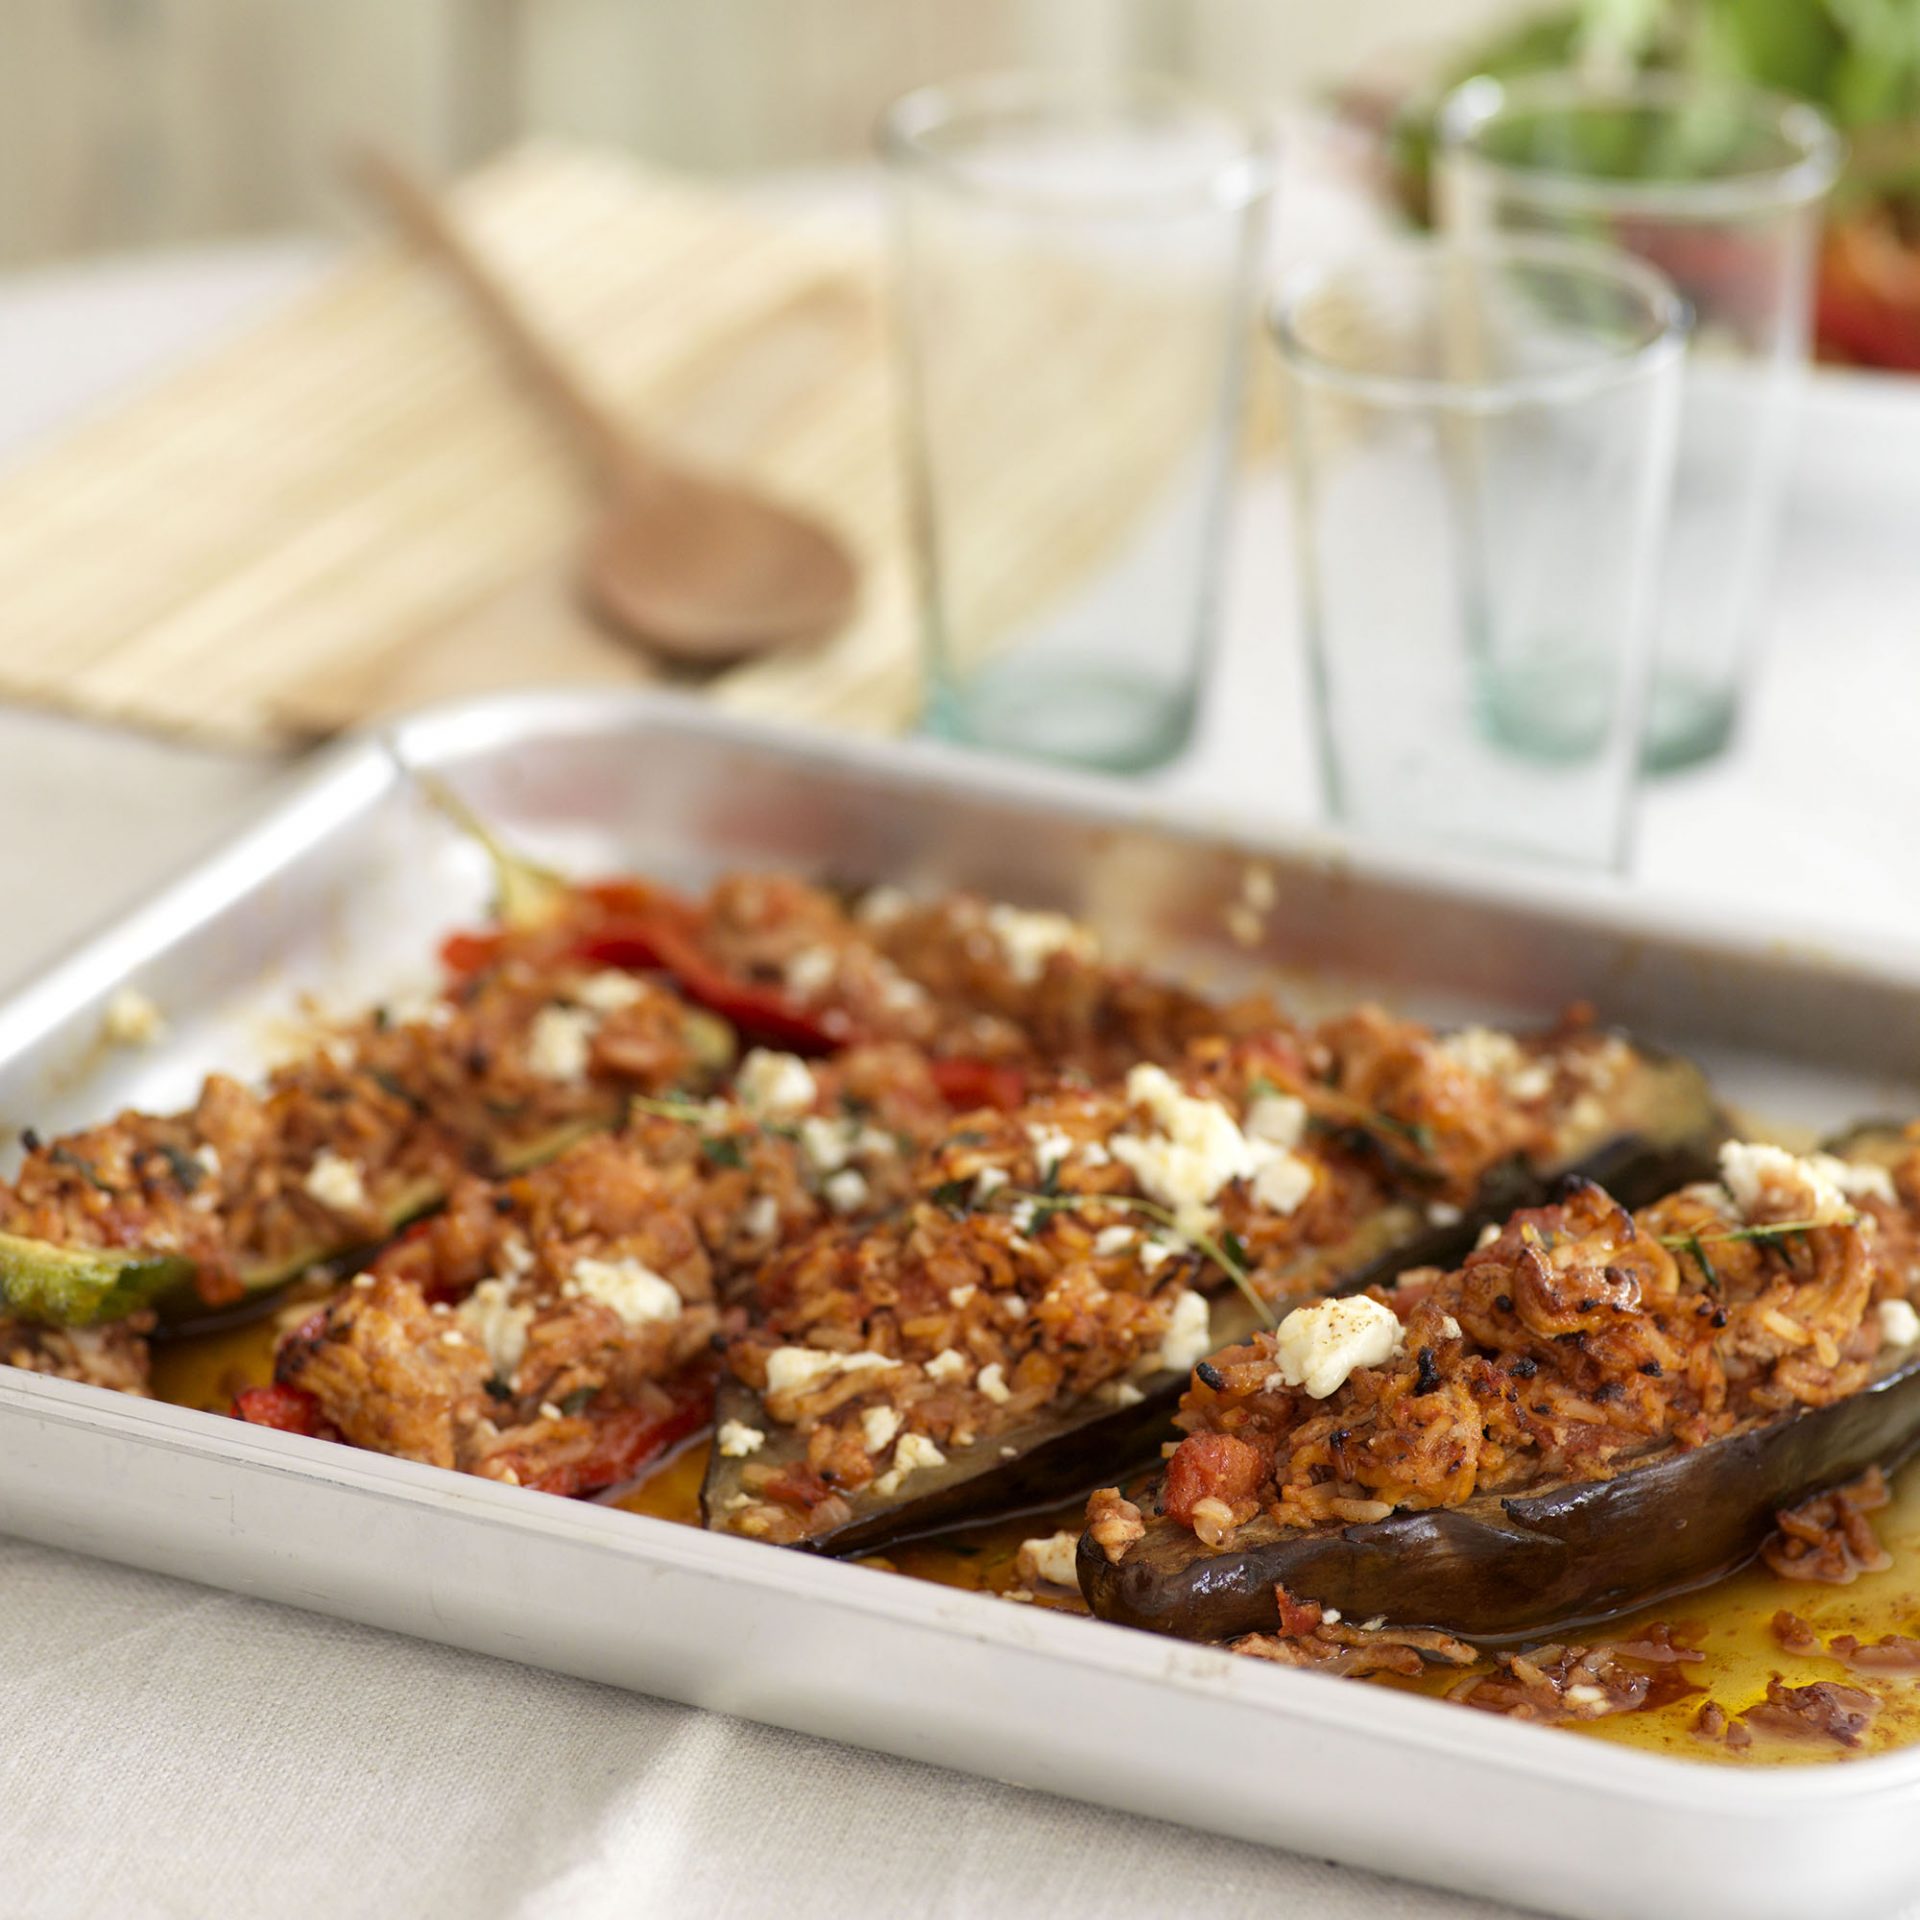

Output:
xmin=1002 ymin=1186 xmax=1277 ymax=1332
xmin=1657 ymin=1215 xmax=1854 ymax=1251
xmin=1658 ymin=1215 xmax=1856 ymax=1292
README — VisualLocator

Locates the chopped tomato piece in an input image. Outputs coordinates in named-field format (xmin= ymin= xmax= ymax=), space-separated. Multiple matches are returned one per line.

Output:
xmin=1163 ymin=1431 xmax=1265 ymax=1526
xmin=518 ymin=1372 xmax=715 ymax=1499
xmin=928 ymin=1057 xmax=1028 ymax=1113
xmin=232 ymin=1382 xmax=336 ymax=1439
xmin=439 ymin=928 xmax=509 ymax=977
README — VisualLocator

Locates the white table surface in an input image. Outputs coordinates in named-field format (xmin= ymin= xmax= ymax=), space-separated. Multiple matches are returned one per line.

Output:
xmin=3 ymin=234 xmax=1919 ymax=1920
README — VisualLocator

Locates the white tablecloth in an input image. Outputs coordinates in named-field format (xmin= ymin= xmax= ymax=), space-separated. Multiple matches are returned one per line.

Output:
xmin=3 ymin=236 xmax=1919 ymax=1920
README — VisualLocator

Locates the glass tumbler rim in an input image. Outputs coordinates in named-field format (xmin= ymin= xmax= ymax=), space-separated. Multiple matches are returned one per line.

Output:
xmin=878 ymin=69 xmax=1273 ymax=220
xmin=1269 ymin=235 xmax=1689 ymax=416
xmin=1437 ymin=70 xmax=1844 ymax=219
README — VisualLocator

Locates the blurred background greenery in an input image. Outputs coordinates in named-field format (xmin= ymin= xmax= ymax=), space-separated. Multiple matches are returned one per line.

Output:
xmin=4 ymin=0 xmax=1914 ymax=363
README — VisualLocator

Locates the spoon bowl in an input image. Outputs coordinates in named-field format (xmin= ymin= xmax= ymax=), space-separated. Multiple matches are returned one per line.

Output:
xmin=354 ymin=147 xmax=860 ymax=666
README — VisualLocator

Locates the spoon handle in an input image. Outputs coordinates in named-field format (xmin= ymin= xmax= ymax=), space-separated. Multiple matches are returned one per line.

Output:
xmin=351 ymin=145 xmax=649 ymax=497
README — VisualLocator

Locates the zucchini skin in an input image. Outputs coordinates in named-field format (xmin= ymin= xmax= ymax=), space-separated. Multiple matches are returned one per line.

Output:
xmin=0 ymin=1232 xmax=194 ymax=1329
xmin=1079 ymin=1352 xmax=1920 ymax=1644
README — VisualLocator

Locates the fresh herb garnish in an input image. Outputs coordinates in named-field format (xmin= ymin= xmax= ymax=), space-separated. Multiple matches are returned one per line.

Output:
xmin=1002 ymin=1188 xmax=1277 ymax=1331
xmin=157 ymin=1143 xmax=205 ymax=1192
xmin=559 ymin=1386 xmax=599 ymax=1416
xmin=50 ymin=1145 xmax=114 ymax=1194
xmin=1659 ymin=1216 xmax=1847 ymax=1254
xmin=928 ymin=1178 xmax=974 ymax=1215
xmin=701 ymin=1135 xmax=746 ymax=1169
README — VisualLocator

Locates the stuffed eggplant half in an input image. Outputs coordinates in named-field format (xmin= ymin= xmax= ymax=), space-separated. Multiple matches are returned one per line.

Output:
xmin=1080 ymin=1128 xmax=1920 ymax=1644
xmin=704 ymin=1010 xmax=1721 ymax=1555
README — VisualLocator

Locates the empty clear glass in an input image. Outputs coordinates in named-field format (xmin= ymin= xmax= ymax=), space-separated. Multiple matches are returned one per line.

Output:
xmin=1274 ymin=238 xmax=1686 ymax=870
xmin=1437 ymin=75 xmax=1841 ymax=773
xmin=882 ymin=74 xmax=1271 ymax=773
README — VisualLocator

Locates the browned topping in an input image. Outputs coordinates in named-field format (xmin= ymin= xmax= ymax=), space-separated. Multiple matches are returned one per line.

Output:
xmin=1449 ymin=1624 xmax=1705 ymax=1723
xmin=1743 ymin=1674 xmax=1879 ymax=1747
xmin=1086 ymin=1488 xmax=1146 ymax=1564
xmin=279 ymin=1134 xmax=720 ymax=1489
xmin=1692 ymin=1699 xmax=1754 ymax=1750
xmin=1830 ymin=1632 xmax=1920 ymax=1672
xmin=1230 ymin=1585 xmax=1476 ymax=1680
xmin=1771 ymin=1609 xmax=1822 ymax=1654
xmin=1170 ymin=1157 xmax=1920 ymax=1540
xmin=1763 ymin=1468 xmax=1894 ymax=1583
xmin=0 ymin=1312 xmax=153 ymax=1394
xmin=0 ymin=958 xmax=713 ymax=1304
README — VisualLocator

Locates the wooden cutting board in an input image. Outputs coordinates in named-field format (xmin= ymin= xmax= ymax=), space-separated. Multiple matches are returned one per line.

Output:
xmin=0 ymin=143 xmax=1261 ymax=752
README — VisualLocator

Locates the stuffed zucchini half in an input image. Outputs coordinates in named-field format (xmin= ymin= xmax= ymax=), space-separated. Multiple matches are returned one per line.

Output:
xmin=0 ymin=958 xmax=731 ymax=1330
xmin=1080 ymin=1126 xmax=1920 ymax=1644
xmin=704 ymin=1010 xmax=1722 ymax=1555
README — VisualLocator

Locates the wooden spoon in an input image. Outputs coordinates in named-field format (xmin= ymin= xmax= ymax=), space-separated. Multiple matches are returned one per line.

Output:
xmin=353 ymin=147 xmax=859 ymax=664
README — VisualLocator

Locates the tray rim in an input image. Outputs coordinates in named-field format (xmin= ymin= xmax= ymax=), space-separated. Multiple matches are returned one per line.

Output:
xmin=3 ymin=683 xmax=1918 ymax=1812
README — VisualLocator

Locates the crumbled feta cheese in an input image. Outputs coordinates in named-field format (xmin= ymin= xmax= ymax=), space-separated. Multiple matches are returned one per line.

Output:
xmin=783 ymin=946 xmax=839 ymax=1001
xmin=857 ymin=885 xmax=912 ymax=926
xmin=1719 ymin=1140 xmax=1855 ymax=1227
xmin=741 ymin=1195 xmax=779 ymax=1240
xmin=1026 ymin=1124 xmax=1075 ymax=1179
xmin=1016 ymin=1531 xmax=1081 ymax=1589
xmin=1244 ymin=1093 xmax=1308 ymax=1150
xmin=799 ymin=1115 xmax=856 ymax=1173
xmin=984 ymin=903 xmax=1095 ymax=985
xmin=1439 ymin=1315 xmax=1462 ymax=1340
xmin=764 ymin=1346 xmax=899 ymax=1399
xmin=1009 ymin=1198 xmax=1040 ymax=1233
xmin=303 ymin=1150 xmax=369 ymax=1215
xmin=1805 ymin=1153 xmax=1898 ymax=1207
xmin=1251 ymin=1153 xmax=1315 ymax=1217
xmin=948 ymin=1284 xmax=977 ymax=1308
xmin=717 ymin=1419 xmax=766 ymax=1458
xmin=1137 ymin=1237 xmax=1176 ymax=1272
xmin=972 ymin=1166 xmax=1009 ymax=1203
xmin=1111 ymin=1064 xmax=1292 ymax=1237
xmin=527 ymin=1004 xmax=596 ymax=1082
xmin=1440 ymin=1027 xmax=1526 ymax=1082
xmin=824 ymin=1168 xmax=870 ymax=1214
xmin=385 ymin=988 xmax=453 ymax=1030
xmin=873 ymin=1431 xmax=947 ymax=1496
xmin=736 ymin=1049 xmax=817 ymax=1118
xmin=1440 ymin=1027 xmax=1550 ymax=1101
xmin=925 ymin=1347 xmax=971 ymax=1384
xmin=1154 ymin=1290 xmax=1212 ymax=1374
xmin=976 ymin=1362 xmax=1011 ymax=1404
xmin=1078 ymin=1140 xmax=1111 ymax=1168
xmin=860 ymin=1405 xmax=902 ymax=1453
xmin=1269 ymin=1295 xmax=1406 ymax=1400
xmin=1879 ymin=1299 xmax=1920 ymax=1350
xmin=571 ymin=1255 xmax=683 ymax=1326
xmin=571 ymin=970 xmax=645 ymax=1013
xmin=498 ymin=1235 xmax=534 ymax=1280
xmin=1092 ymin=1225 xmax=1136 ymax=1258
xmin=457 ymin=1277 xmax=532 ymax=1381
xmin=103 ymin=986 xmax=167 ymax=1048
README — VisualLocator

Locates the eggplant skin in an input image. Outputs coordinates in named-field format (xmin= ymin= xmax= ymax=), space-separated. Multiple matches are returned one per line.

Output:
xmin=705 ymin=1056 xmax=1725 ymax=1557
xmin=1080 ymin=1353 xmax=1920 ymax=1645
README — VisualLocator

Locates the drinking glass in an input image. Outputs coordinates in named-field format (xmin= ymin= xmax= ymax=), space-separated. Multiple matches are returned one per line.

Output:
xmin=881 ymin=74 xmax=1272 ymax=773
xmin=1273 ymin=237 xmax=1685 ymax=870
xmin=1437 ymin=74 xmax=1841 ymax=773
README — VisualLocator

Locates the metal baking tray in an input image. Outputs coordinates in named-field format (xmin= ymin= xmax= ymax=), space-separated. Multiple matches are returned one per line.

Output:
xmin=4 ymin=690 xmax=1920 ymax=1920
